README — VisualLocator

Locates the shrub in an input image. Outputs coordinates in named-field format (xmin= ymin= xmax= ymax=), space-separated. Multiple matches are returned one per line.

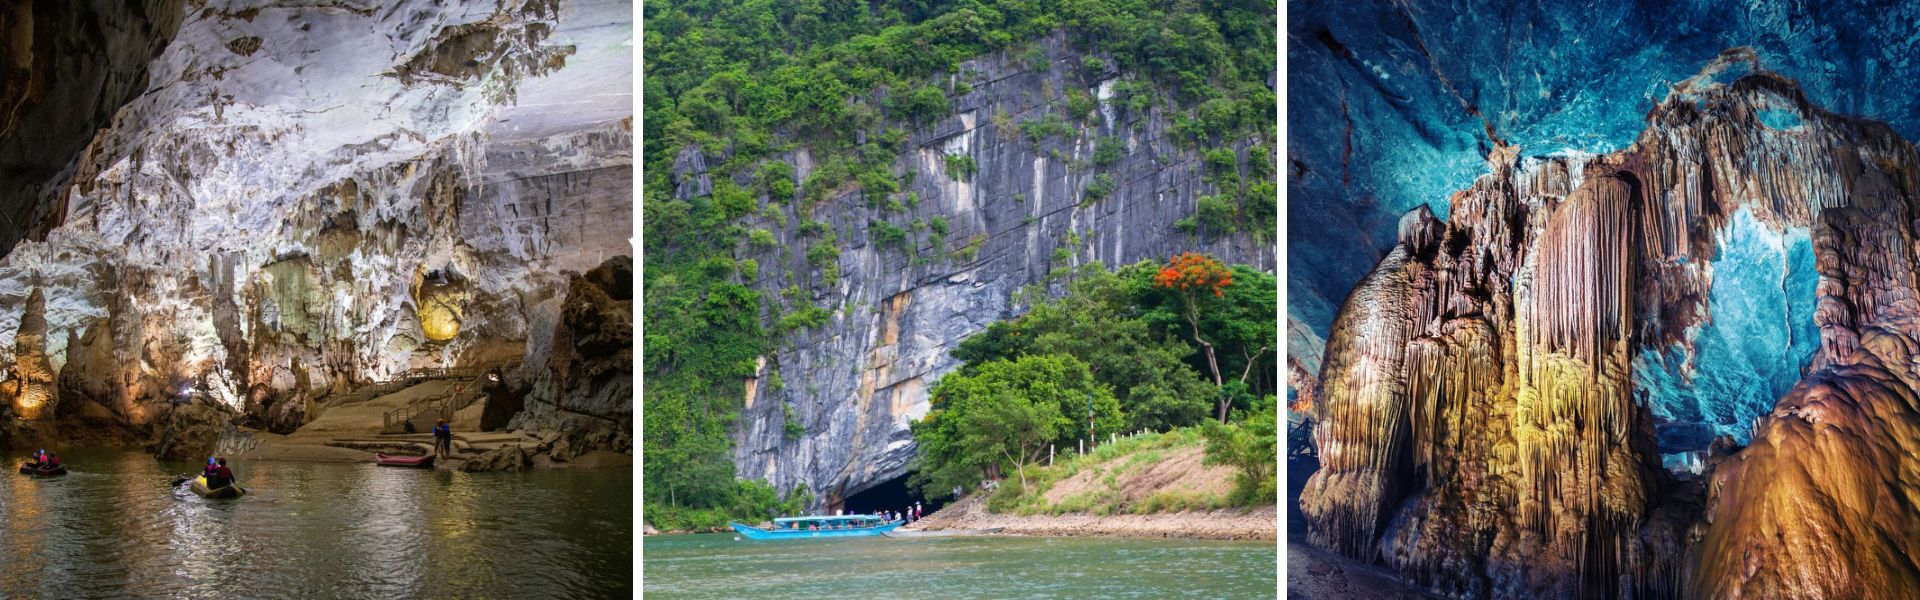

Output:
xmin=779 ymin=304 xmax=834 ymax=333
xmin=1020 ymin=45 xmax=1049 ymax=71
xmin=858 ymin=169 xmax=899 ymax=196
xmin=1065 ymin=90 xmax=1096 ymax=121
xmin=1200 ymin=401 xmax=1277 ymax=506
xmin=758 ymin=161 xmax=795 ymax=202
xmin=929 ymin=216 xmax=949 ymax=237
xmin=1196 ymin=193 xmax=1236 ymax=233
xmin=783 ymin=403 xmax=804 ymax=440
xmin=894 ymin=84 xmax=950 ymax=123
xmin=713 ymin=180 xmax=755 ymax=220
xmin=1093 ymin=137 xmax=1124 ymax=167
xmin=1081 ymin=55 xmax=1106 ymax=76
xmin=807 ymin=239 xmax=838 ymax=267
xmin=1204 ymin=147 xmax=1238 ymax=176
xmin=944 ymin=153 xmax=978 ymax=181
xmin=870 ymin=219 xmax=909 ymax=251
xmin=953 ymin=234 xmax=987 ymax=261
xmin=1082 ymin=173 xmax=1116 ymax=205
xmin=1019 ymin=113 xmax=1070 ymax=143
xmin=991 ymin=108 xmax=1017 ymax=139
xmin=748 ymin=229 xmax=777 ymax=248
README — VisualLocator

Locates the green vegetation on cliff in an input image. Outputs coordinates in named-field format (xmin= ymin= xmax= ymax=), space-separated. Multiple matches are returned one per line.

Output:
xmin=644 ymin=0 xmax=1274 ymax=526
xmin=911 ymin=255 xmax=1276 ymax=502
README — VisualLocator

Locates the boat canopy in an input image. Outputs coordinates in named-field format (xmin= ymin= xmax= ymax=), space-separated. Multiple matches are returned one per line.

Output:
xmin=772 ymin=515 xmax=886 ymax=524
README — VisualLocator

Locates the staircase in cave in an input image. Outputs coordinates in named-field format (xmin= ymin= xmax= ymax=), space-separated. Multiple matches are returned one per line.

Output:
xmin=377 ymin=363 xmax=516 ymax=434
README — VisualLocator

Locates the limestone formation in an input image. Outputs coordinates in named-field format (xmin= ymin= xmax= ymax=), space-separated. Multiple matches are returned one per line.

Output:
xmin=461 ymin=444 xmax=532 ymax=472
xmin=724 ymin=30 xmax=1272 ymax=510
xmin=1303 ymin=51 xmax=1920 ymax=598
xmin=3 ymin=290 xmax=57 ymax=420
xmin=0 ymin=1 xmax=632 ymax=453
xmin=509 ymin=255 xmax=632 ymax=456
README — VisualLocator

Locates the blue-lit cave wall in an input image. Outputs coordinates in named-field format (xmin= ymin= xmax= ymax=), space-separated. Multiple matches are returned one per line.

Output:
xmin=1290 ymin=0 xmax=1920 ymax=454
xmin=1630 ymin=209 xmax=1819 ymax=455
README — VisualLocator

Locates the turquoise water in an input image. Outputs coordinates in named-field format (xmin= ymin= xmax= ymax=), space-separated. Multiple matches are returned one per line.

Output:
xmin=1 ymin=448 xmax=631 ymax=598
xmin=644 ymin=532 xmax=1277 ymax=598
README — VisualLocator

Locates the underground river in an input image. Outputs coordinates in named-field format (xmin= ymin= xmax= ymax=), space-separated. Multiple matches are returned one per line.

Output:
xmin=2 ymin=448 xmax=631 ymax=598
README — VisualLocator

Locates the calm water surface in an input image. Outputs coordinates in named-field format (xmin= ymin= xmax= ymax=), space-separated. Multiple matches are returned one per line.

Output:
xmin=644 ymin=531 xmax=1277 ymax=598
xmin=1 ymin=448 xmax=630 ymax=598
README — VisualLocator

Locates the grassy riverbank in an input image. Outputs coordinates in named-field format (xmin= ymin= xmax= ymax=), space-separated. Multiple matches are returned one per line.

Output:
xmin=909 ymin=427 xmax=1276 ymax=540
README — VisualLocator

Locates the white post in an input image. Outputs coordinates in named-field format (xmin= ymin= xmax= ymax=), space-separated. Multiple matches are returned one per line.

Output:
xmin=1049 ymin=444 xmax=1054 ymax=466
xmin=1111 ymin=432 xmax=1116 ymax=445
xmin=1078 ymin=439 xmax=1083 ymax=455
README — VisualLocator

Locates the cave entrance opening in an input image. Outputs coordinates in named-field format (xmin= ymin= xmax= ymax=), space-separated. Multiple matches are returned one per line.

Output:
xmin=841 ymin=473 xmax=946 ymax=518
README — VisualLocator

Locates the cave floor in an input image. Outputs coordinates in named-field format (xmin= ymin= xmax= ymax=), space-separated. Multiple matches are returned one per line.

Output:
xmin=240 ymin=379 xmax=544 ymax=466
xmin=1287 ymin=538 xmax=1442 ymax=599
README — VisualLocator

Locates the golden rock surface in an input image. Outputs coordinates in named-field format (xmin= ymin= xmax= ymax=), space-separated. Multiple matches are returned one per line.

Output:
xmin=1304 ymin=54 xmax=1920 ymax=598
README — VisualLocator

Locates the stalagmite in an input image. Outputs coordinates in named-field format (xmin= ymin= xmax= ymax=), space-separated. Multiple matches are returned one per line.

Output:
xmin=1303 ymin=51 xmax=1920 ymax=598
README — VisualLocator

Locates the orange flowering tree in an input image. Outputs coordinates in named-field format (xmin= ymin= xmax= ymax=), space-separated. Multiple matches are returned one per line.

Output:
xmin=1153 ymin=252 xmax=1244 ymax=422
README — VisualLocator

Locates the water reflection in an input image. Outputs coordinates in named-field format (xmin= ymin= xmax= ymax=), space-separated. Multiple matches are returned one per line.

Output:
xmin=646 ymin=532 xmax=1277 ymax=599
xmin=1 ymin=448 xmax=631 ymax=598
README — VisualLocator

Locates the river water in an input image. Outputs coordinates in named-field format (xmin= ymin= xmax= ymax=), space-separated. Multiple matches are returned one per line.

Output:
xmin=1 ymin=448 xmax=631 ymax=598
xmin=644 ymin=532 xmax=1277 ymax=598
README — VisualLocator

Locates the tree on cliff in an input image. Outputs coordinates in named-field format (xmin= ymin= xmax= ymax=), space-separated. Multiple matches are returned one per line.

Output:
xmin=910 ymin=354 xmax=1121 ymax=497
xmin=1150 ymin=252 xmax=1272 ymax=422
xmin=953 ymin=262 xmax=1214 ymax=431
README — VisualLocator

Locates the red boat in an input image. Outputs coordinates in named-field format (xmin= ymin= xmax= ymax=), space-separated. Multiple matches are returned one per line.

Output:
xmin=374 ymin=453 xmax=434 ymax=468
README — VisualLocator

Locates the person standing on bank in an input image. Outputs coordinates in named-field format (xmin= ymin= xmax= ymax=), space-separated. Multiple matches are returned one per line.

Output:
xmin=433 ymin=419 xmax=453 ymax=458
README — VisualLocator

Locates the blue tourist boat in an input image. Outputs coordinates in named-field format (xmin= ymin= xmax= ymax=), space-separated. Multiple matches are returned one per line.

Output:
xmin=730 ymin=515 xmax=904 ymax=540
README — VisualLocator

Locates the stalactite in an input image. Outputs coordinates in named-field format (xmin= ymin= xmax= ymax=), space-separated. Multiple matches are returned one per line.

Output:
xmin=1303 ymin=57 xmax=1920 ymax=599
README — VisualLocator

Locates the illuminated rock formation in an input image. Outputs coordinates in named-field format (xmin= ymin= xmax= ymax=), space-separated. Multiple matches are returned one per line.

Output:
xmin=0 ymin=1 xmax=632 ymax=451
xmin=4 ymin=290 xmax=56 ymax=420
xmin=1303 ymin=51 xmax=1920 ymax=598
xmin=414 ymin=266 xmax=471 ymax=343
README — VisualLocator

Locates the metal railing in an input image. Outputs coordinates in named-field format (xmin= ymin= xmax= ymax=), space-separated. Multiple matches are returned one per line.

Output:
xmin=377 ymin=362 xmax=519 ymax=434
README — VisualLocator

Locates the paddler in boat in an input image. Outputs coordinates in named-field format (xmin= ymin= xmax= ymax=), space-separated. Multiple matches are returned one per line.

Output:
xmin=205 ymin=457 xmax=236 ymax=490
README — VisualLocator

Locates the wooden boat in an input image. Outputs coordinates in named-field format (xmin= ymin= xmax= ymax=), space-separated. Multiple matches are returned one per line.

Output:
xmin=190 ymin=475 xmax=245 ymax=499
xmin=374 ymin=453 xmax=435 ymax=468
xmin=730 ymin=515 xmax=904 ymax=540
xmin=17 ymin=463 xmax=66 ymax=476
xmin=882 ymin=527 xmax=1003 ymax=538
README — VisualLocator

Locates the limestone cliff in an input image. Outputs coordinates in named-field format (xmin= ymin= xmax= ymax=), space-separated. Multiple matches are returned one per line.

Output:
xmin=697 ymin=32 xmax=1273 ymax=509
xmin=0 ymin=1 xmax=631 ymax=450
xmin=1302 ymin=51 xmax=1920 ymax=598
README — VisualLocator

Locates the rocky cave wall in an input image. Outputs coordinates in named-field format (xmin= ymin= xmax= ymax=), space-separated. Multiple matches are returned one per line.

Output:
xmin=0 ymin=0 xmax=632 ymax=450
xmin=682 ymin=32 xmax=1273 ymax=508
xmin=1302 ymin=52 xmax=1920 ymax=598
xmin=1287 ymin=0 xmax=1920 ymax=436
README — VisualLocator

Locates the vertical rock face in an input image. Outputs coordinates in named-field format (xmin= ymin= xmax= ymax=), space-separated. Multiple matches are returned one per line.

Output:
xmin=720 ymin=32 xmax=1273 ymax=508
xmin=509 ymin=254 xmax=633 ymax=461
xmin=0 ymin=1 xmax=632 ymax=447
xmin=1304 ymin=52 xmax=1920 ymax=598
xmin=4 ymin=290 xmax=56 ymax=420
xmin=0 ymin=0 xmax=186 ymax=254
